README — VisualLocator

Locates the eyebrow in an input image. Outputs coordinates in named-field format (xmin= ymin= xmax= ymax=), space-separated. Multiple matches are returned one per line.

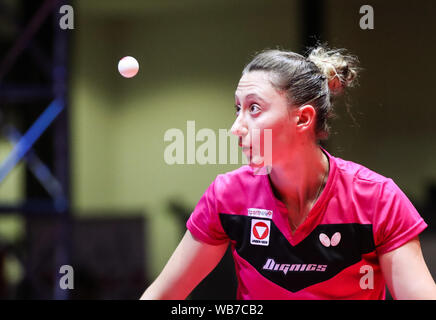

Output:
xmin=235 ymin=93 xmax=267 ymax=103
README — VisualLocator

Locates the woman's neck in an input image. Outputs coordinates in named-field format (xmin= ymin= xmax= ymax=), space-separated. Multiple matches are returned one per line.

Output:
xmin=268 ymin=143 xmax=329 ymax=231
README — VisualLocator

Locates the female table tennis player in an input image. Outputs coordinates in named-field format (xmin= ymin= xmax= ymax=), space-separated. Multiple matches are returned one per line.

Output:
xmin=141 ymin=45 xmax=436 ymax=300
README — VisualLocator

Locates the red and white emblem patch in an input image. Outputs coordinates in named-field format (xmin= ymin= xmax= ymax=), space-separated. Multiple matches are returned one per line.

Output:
xmin=250 ymin=219 xmax=270 ymax=246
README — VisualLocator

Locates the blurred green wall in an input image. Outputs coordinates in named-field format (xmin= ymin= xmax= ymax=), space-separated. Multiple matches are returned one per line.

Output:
xmin=0 ymin=141 xmax=24 ymax=202
xmin=71 ymin=0 xmax=299 ymax=278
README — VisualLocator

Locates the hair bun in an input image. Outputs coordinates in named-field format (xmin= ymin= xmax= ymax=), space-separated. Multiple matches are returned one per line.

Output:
xmin=307 ymin=46 xmax=360 ymax=95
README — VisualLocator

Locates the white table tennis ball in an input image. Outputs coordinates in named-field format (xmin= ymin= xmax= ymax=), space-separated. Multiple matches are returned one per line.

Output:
xmin=118 ymin=56 xmax=139 ymax=78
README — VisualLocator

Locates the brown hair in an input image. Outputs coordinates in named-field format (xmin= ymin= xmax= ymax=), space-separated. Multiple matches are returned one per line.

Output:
xmin=242 ymin=44 xmax=360 ymax=140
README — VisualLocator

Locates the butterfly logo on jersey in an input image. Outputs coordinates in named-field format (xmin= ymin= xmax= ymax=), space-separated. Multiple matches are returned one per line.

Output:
xmin=250 ymin=219 xmax=270 ymax=246
xmin=319 ymin=232 xmax=341 ymax=247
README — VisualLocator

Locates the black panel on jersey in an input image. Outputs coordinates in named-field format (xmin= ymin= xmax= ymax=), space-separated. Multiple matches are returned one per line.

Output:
xmin=219 ymin=213 xmax=375 ymax=292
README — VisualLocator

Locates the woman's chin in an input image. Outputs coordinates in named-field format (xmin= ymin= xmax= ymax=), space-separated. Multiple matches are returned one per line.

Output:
xmin=248 ymin=161 xmax=264 ymax=168
xmin=248 ymin=155 xmax=271 ymax=167
xmin=247 ymin=158 xmax=271 ymax=175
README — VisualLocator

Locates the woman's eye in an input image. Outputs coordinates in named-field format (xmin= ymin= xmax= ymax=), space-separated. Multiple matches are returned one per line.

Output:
xmin=250 ymin=104 xmax=260 ymax=114
xmin=234 ymin=104 xmax=260 ymax=116
xmin=235 ymin=105 xmax=241 ymax=115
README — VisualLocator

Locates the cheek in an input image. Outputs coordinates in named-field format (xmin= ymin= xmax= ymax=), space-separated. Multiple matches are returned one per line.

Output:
xmin=269 ymin=117 xmax=294 ymax=149
xmin=248 ymin=107 xmax=294 ymax=151
xmin=250 ymin=117 xmax=293 ymax=159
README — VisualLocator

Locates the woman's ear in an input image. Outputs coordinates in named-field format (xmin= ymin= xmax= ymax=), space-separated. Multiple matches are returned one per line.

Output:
xmin=295 ymin=104 xmax=317 ymax=132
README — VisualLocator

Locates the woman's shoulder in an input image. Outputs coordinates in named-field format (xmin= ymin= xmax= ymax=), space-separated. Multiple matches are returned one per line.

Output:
xmin=214 ymin=165 xmax=258 ymax=185
xmin=212 ymin=165 xmax=263 ymax=197
xmin=332 ymin=153 xmax=391 ymax=185
xmin=330 ymin=153 xmax=406 ymax=204
xmin=330 ymin=154 xmax=411 ymax=221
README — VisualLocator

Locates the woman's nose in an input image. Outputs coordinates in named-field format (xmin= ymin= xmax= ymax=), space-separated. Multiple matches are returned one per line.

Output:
xmin=230 ymin=116 xmax=248 ymax=137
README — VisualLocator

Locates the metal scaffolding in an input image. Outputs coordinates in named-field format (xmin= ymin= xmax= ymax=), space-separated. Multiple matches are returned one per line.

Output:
xmin=0 ymin=0 xmax=71 ymax=299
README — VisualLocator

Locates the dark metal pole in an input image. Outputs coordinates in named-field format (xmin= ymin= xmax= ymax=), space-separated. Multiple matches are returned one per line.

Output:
xmin=52 ymin=0 xmax=72 ymax=300
xmin=0 ymin=0 xmax=56 ymax=84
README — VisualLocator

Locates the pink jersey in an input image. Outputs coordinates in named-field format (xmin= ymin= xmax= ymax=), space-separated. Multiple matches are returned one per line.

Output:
xmin=186 ymin=147 xmax=427 ymax=299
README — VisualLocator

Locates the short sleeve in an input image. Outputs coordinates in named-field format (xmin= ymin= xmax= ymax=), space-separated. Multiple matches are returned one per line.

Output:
xmin=186 ymin=176 xmax=229 ymax=245
xmin=373 ymin=178 xmax=427 ymax=254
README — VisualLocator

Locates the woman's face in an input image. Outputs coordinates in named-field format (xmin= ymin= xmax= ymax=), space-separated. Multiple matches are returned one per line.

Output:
xmin=231 ymin=70 xmax=299 ymax=169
